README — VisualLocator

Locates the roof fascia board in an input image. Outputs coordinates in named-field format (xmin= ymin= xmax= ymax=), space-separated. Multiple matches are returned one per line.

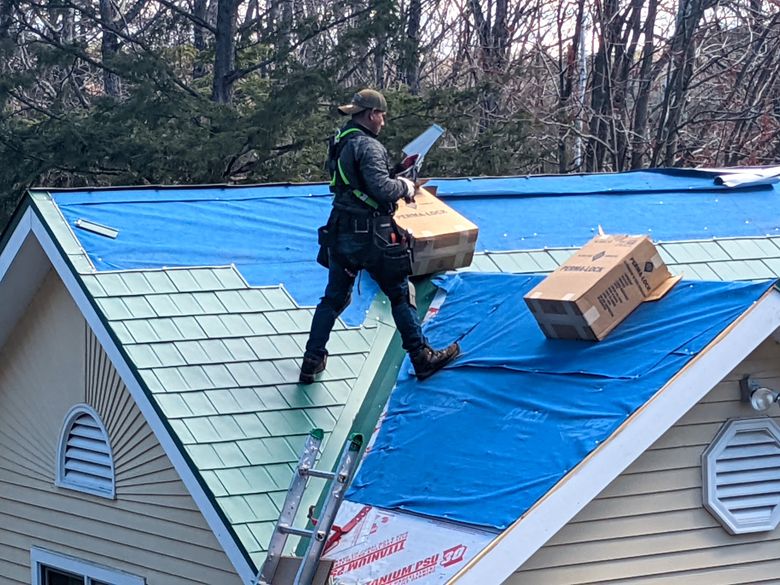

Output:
xmin=450 ymin=288 xmax=780 ymax=585
xmin=27 ymin=210 xmax=256 ymax=584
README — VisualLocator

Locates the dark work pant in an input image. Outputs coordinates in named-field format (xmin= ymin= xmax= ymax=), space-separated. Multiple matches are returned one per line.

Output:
xmin=305 ymin=233 xmax=425 ymax=359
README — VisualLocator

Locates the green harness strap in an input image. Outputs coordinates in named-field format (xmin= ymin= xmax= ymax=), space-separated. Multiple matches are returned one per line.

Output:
xmin=330 ymin=128 xmax=379 ymax=210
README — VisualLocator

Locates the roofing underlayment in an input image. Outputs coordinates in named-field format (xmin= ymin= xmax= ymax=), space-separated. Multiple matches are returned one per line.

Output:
xmin=50 ymin=168 xmax=780 ymax=326
xmin=346 ymin=273 xmax=775 ymax=530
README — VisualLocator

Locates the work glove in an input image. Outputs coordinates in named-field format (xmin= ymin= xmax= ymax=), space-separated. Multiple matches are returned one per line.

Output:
xmin=399 ymin=177 xmax=416 ymax=203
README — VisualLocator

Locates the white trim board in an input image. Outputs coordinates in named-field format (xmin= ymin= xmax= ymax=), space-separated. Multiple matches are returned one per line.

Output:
xmin=450 ymin=288 xmax=780 ymax=585
xmin=12 ymin=207 xmax=258 ymax=584
xmin=31 ymin=547 xmax=145 ymax=585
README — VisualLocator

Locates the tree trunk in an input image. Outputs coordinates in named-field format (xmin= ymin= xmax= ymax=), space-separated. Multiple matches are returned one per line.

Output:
xmin=99 ymin=0 xmax=121 ymax=97
xmin=212 ymin=0 xmax=238 ymax=103
xmin=630 ymin=0 xmax=658 ymax=169
xmin=193 ymin=0 xmax=209 ymax=78
xmin=651 ymin=0 xmax=709 ymax=167
xmin=401 ymin=0 xmax=422 ymax=94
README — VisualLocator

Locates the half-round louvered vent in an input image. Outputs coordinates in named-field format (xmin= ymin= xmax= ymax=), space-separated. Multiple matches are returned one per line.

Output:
xmin=703 ymin=417 xmax=780 ymax=534
xmin=56 ymin=404 xmax=115 ymax=499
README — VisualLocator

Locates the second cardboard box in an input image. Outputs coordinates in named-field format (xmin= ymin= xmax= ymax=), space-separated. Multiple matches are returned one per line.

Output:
xmin=524 ymin=234 xmax=679 ymax=341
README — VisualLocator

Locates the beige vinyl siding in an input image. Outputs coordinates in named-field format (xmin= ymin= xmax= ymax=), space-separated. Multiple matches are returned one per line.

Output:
xmin=0 ymin=270 xmax=243 ymax=585
xmin=510 ymin=338 xmax=780 ymax=585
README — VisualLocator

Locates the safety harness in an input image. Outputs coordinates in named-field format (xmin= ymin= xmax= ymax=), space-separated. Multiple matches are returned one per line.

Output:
xmin=328 ymin=127 xmax=380 ymax=210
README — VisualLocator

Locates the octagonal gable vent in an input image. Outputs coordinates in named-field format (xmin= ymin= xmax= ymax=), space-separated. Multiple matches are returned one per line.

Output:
xmin=703 ymin=417 xmax=780 ymax=534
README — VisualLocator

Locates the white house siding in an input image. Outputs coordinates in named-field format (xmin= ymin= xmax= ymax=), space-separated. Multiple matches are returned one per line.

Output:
xmin=0 ymin=270 xmax=243 ymax=585
xmin=510 ymin=338 xmax=780 ymax=585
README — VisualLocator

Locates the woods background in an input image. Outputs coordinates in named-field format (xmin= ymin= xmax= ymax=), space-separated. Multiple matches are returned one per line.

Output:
xmin=2 ymin=0 xmax=780 ymax=224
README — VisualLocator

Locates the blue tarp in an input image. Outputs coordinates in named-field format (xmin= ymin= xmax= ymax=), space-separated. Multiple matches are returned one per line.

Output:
xmin=51 ymin=169 xmax=780 ymax=325
xmin=345 ymin=273 xmax=775 ymax=530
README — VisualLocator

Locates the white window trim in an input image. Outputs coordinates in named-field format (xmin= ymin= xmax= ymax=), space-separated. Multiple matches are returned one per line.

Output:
xmin=31 ymin=547 xmax=145 ymax=585
xmin=55 ymin=403 xmax=116 ymax=499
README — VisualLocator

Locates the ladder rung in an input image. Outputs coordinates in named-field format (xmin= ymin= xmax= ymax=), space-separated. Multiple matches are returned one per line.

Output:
xmin=304 ymin=469 xmax=335 ymax=480
xmin=278 ymin=525 xmax=313 ymax=539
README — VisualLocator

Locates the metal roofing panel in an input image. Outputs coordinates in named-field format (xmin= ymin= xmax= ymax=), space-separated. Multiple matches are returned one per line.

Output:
xmin=219 ymin=314 xmax=254 ymax=336
xmin=717 ymin=238 xmax=780 ymax=260
xmin=141 ymin=271 xmax=178 ymax=293
xmin=185 ymin=444 xmax=223 ymax=470
xmin=231 ymin=413 xmax=269 ymax=439
xmin=238 ymin=466 xmax=280 ymax=493
xmin=216 ymin=290 xmax=253 ymax=313
xmin=179 ymin=391 xmax=218 ymax=416
xmin=124 ymin=345 xmax=162 ymax=369
xmin=466 ymin=254 xmax=499 ymax=272
xmin=174 ymin=340 xmax=210 ymax=364
xmin=711 ymin=259 xmax=775 ymax=281
xmin=201 ymin=364 xmax=238 ymax=388
xmin=177 ymin=365 xmax=217 ymax=391
xmin=204 ymin=389 xmax=244 ymax=415
xmin=150 ymin=342 xmax=186 ymax=367
xmin=212 ymin=267 xmax=247 ymax=289
xmin=192 ymin=292 xmax=228 ymax=314
xmin=222 ymin=338 xmax=257 ymax=362
xmin=261 ymin=288 xmax=297 ymax=310
xmin=212 ymin=442 xmax=251 ymax=467
xmin=265 ymin=311 xmax=302 ymax=335
xmin=237 ymin=289 xmax=274 ymax=312
xmin=201 ymin=470 xmax=228 ymax=497
xmin=243 ymin=493 xmax=280 ymax=522
xmin=208 ymin=416 xmax=247 ymax=442
xmin=155 ymin=394 xmax=193 ymax=419
xmin=252 ymin=386 xmax=291 ymax=410
xmin=249 ymin=361 xmax=284 ymax=386
xmin=197 ymin=339 xmax=234 ymax=364
xmin=96 ymin=297 xmax=132 ymax=321
xmin=95 ymin=273 xmax=132 ymax=296
xmin=119 ymin=296 xmax=156 ymax=319
xmin=184 ymin=417 xmax=222 ymax=443
xmin=660 ymin=240 xmax=731 ymax=264
xmin=671 ymin=263 xmax=722 ymax=281
xmin=170 ymin=316 xmax=207 ymax=339
xmin=168 ymin=269 xmax=203 ymax=293
xmin=118 ymin=272 xmax=157 ymax=295
xmin=761 ymin=258 xmax=780 ymax=275
xmin=215 ymin=468 xmax=254 ymax=495
xmin=190 ymin=268 xmax=229 ymax=291
xmin=146 ymin=294 xmax=184 ymax=318
xmin=80 ymin=275 xmax=107 ymax=298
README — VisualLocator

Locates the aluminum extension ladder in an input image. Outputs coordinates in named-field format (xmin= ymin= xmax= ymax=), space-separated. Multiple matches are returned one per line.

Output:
xmin=254 ymin=428 xmax=364 ymax=585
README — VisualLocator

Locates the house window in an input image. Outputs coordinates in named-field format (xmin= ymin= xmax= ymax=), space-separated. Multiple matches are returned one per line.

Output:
xmin=31 ymin=548 xmax=144 ymax=585
xmin=702 ymin=417 xmax=780 ymax=534
xmin=56 ymin=404 xmax=116 ymax=499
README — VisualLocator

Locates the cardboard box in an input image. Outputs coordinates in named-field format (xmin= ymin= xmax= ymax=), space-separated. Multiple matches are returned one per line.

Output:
xmin=524 ymin=234 xmax=680 ymax=341
xmin=395 ymin=187 xmax=478 ymax=276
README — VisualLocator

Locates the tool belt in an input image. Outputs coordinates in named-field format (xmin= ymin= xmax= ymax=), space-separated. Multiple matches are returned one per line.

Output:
xmin=316 ymin=211 xmax=414 ymax=278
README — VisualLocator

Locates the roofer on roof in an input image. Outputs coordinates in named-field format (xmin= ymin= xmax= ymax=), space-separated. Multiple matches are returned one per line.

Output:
xmin=298 ymin=89 xmax=460 ymax=384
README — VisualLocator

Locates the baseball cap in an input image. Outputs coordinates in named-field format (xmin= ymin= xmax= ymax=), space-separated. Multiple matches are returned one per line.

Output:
xmin=337 ymin=89 xmax=388 ymax=115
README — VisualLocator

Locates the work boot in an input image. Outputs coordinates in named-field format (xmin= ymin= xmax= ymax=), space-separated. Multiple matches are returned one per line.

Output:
xmin=299 ymin=352 xmax=327 ymax=384
xmin=410 ymin=342 xmax=460 ymax=381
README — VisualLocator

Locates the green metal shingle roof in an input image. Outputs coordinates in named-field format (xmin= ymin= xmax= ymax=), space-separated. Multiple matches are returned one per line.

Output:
xmin=83 ymin=266 xmax=378 ymax=565
xmin=468 ymin=236 xmax=780 ymax=282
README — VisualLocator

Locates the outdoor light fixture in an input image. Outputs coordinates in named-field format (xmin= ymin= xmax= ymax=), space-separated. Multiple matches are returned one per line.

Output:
xmin=740 ymin=375 xmax=780 ymax=412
